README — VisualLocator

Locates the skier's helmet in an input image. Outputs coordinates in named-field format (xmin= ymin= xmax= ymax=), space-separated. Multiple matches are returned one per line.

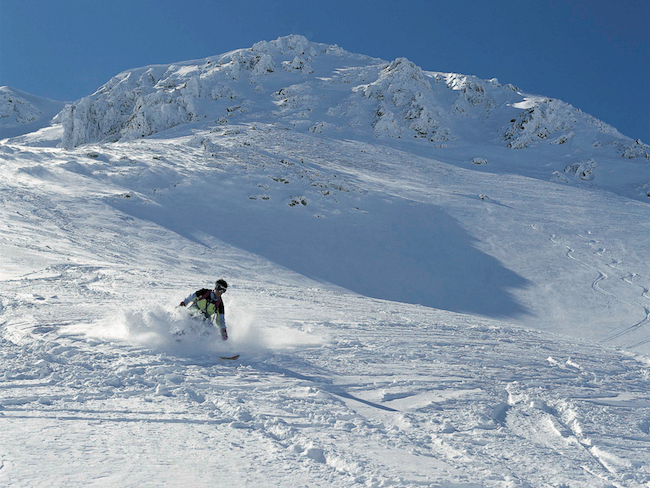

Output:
xmin=215 ymin=279 xmax=228 ymax=293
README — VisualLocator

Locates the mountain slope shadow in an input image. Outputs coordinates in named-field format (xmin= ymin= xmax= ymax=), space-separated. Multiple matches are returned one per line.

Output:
xmin=109 ymin=179 xmax=530 ymax=318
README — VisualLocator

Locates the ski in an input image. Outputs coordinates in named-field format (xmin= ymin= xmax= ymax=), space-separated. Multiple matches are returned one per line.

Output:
xmin=220 ymin=354 xmax=240 ymax=360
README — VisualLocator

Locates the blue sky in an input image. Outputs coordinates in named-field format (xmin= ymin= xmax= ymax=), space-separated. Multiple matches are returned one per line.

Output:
xmin=1 ymin=0 xmax=648 ymax=141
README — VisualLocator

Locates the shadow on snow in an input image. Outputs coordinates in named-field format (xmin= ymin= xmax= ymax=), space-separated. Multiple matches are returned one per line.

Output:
xmin=109 ymin=178 xmax=531 ymax=319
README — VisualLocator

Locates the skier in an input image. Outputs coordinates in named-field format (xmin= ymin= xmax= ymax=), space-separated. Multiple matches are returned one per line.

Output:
xmin=179 ymin=279 xmax=229 ymax=340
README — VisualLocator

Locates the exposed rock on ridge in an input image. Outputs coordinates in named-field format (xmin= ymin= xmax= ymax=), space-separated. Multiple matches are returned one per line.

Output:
xmin=57 ymin=34 xmax=647 ymax=162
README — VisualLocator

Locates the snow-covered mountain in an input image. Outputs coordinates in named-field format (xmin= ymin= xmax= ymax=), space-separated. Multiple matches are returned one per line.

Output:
xmin=1 ymin=36 xmax=650 ymax=487
xmin=0 ymin=86 xmax=66 ymax=142
xmin=51 ymin=34 xmax=650 ymax=201
xmin=57 ymin=35 xmax=639 ymax=148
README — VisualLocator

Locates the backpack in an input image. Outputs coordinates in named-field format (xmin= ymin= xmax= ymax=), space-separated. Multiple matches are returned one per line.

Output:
xmin=195 ymin=288 xmax=211 ymax=299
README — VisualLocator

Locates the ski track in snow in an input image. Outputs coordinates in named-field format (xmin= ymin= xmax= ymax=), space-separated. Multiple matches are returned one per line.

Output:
xmin=1 ymin=119 xmax=650 ymax=486
xmin=592 ymin=270 xmax=614 ymax=298
xmin=2 ymin=281 xmax=650 ymax=487
xmin=546 ymin=231 xmax=650 ymax=350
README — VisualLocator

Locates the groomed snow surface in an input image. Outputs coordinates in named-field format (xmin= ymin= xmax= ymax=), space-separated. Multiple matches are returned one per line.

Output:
xmin=1 ymin=35 xmax=650 ymax=487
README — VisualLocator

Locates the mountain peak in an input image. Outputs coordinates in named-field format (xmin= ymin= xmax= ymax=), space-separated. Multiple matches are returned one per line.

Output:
xmin=50 ymin=35 xmax=647 ymax=162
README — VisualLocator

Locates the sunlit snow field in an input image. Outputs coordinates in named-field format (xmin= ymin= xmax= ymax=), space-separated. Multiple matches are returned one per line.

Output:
xmin=1 ymin=36 xmax=649 ymax=487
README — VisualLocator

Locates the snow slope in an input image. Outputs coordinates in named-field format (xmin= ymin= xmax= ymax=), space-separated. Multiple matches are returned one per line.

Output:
xmin=1 ymin=36 xmax=650 ymax=487
xmin=0 ymin=87 xmax=66 ymax=143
